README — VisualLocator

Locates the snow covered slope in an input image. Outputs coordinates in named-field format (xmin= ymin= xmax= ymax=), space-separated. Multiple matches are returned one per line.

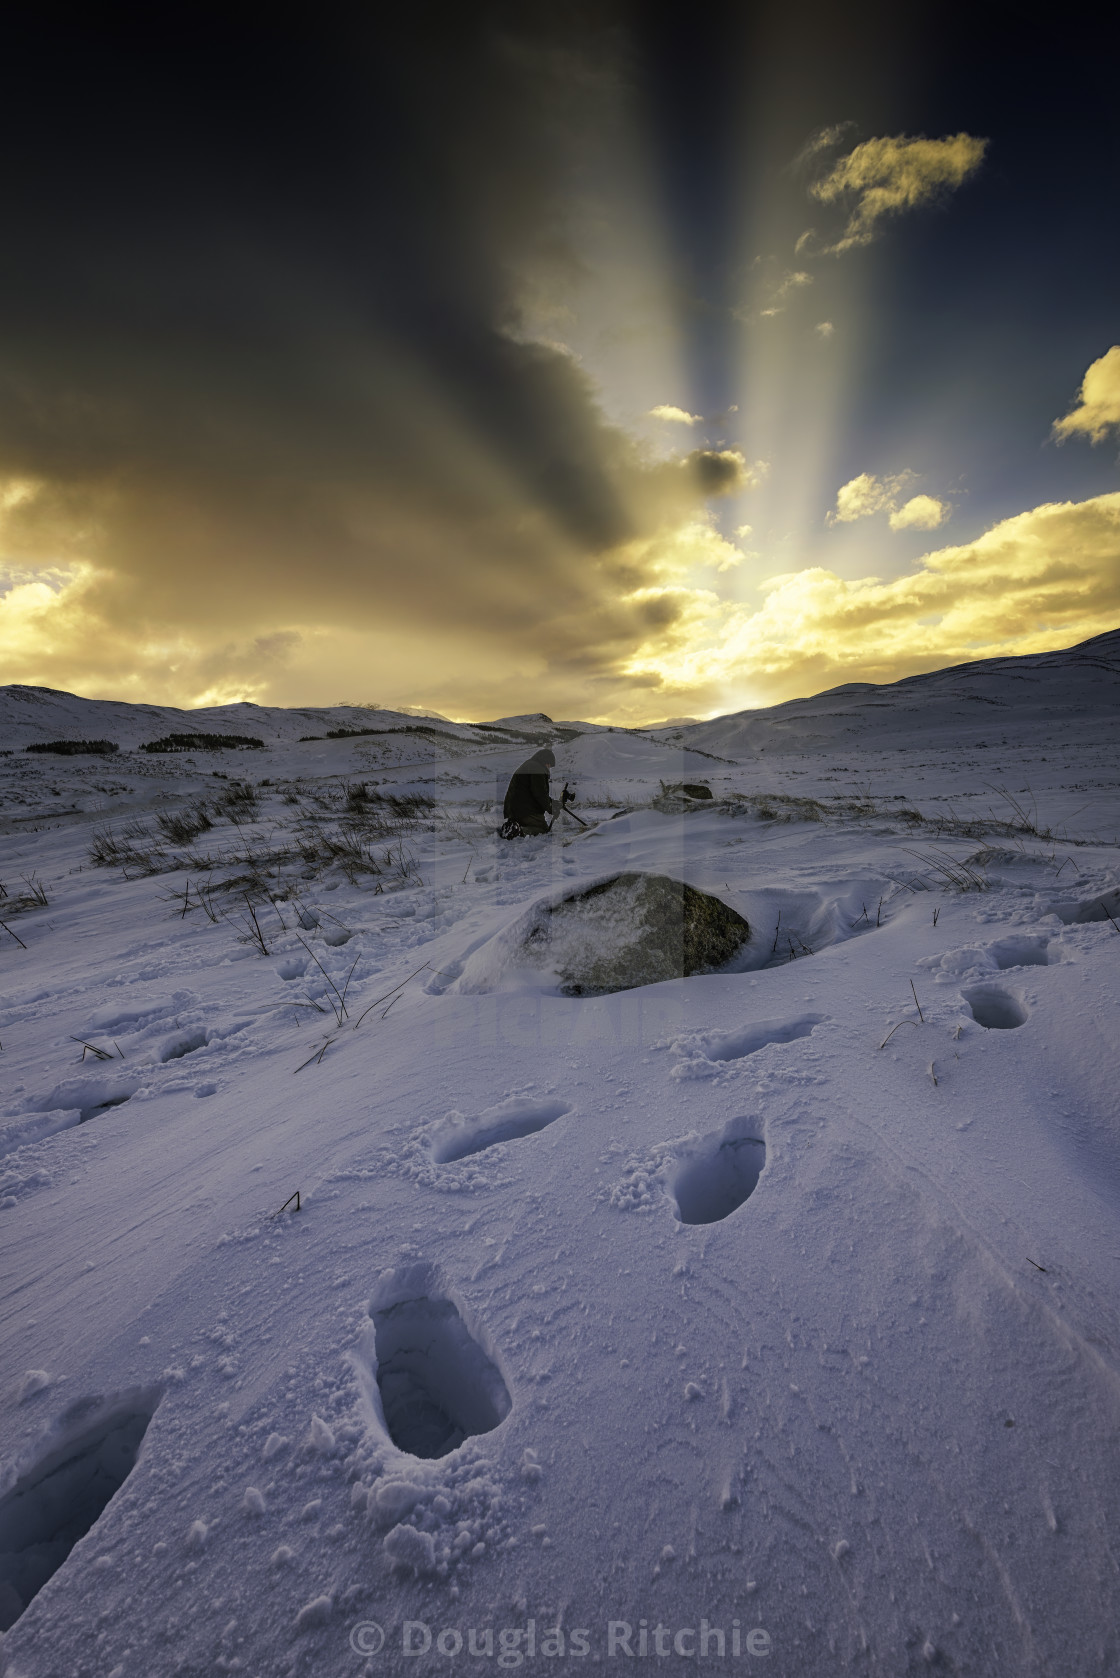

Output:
xmin=0 ymin=637 xmax=1118 ymax=1677
xmin=652 ymin=627 xmax=1120 ymax=758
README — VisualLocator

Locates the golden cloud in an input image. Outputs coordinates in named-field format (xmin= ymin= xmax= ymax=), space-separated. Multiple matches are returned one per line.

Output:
xmin=3 ymin=454 xmax=1117 ymax=725
xmin=625 ymin=492 xmax=1120 ymax=713
xmin=0 ymin=425 xmax=761 ymax=720
xmin=828 ymin=470 xmax=914 ymax=523
xmin=889 ymin=494 xmax=950 ymax=531
xmin=649 ymin=404 xmax=701 ymax=425
xmin=808 ymin=132 xmax=988 ymax=255
xmin=1053 ymin=346 xmax=1120 ymax=444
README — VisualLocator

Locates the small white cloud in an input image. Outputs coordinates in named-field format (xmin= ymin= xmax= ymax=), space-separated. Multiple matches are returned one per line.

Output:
xmin=734 ymin=524 xmax=753 ymax=537
xmin=814 ymin=321 xmax=834 ymax=338
xmin=1053 ymin=346 xmax=1120 ymax=444
xmin=649 ymin=404 xmax=702 ymax=426
xmin=889 ymin=494 xmax=950 ymax=531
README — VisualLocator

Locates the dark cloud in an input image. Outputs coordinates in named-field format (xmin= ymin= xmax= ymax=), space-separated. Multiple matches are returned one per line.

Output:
xmin=686 ymin=449 xmax=752 ymax=496
xmin=0 ymin=7 xmax=712 ymax=653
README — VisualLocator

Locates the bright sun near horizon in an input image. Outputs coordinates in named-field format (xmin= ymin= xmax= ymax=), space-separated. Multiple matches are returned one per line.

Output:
xmin=0 ymin=5 xmax=1118 ymax=724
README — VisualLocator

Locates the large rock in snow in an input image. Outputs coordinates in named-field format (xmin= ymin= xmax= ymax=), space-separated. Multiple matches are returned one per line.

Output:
xmin=522 ymin=872 xmax=749 ymax=996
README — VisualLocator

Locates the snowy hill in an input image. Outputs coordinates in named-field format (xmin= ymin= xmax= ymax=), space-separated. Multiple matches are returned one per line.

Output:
xmin=0 ymin=636 xmax=1119 ymax=1677
xmin=654 ymin=627 xmax=1120 ymax=758
xmin=0 ymin=688 xmax=584 ymax=754
xmin=4 ymin=626 xmax=1117 ymax=764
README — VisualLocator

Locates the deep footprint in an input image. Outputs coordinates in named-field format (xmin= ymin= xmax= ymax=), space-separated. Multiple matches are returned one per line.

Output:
xmin=964 ymin=986 xmax=1027 ymax=1030
xmin=370 ymin=1265 xmax=511 ymax=1459
xmin=431 ymin=1097 xmax=570 ymax=1164
xmin=1055 ymin=888 xmax=1120 ymax=926
xmin=159 ymin=1028 xmax=209 ymax=1062
xmin=24 ymin=1075 xmax=140 ymax=1130
xmin=0 ymin=1389 xmax=161 ymax=1630
xmin=988 ymin=936 xmax=1049 ymax=970
xmin=79 ymin=1092 xmax=133 ymax=1124
xmin=671 ymin=1122 xmax=766 ymax=1224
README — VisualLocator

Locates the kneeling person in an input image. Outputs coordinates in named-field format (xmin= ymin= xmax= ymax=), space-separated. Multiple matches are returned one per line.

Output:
xmin=503 ymin=747 xmax=558 ymax=836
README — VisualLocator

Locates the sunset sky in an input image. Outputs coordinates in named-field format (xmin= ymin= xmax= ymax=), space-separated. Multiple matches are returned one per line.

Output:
xmin=1 ymin=1 xmax=1118 ymax=723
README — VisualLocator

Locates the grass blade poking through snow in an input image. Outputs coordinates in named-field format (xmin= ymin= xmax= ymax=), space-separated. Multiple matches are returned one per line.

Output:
xmin=292 ymin=936 xmax=360 ymax=1026
xmin=351 ymin=963 xmax=431 ymax=1029
xmin=903 ymin=846 xmax=990 ymax=892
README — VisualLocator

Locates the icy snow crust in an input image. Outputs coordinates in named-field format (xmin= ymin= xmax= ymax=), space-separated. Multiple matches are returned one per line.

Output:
xmin=0 ymin=633 xmax=1119 ymax=1675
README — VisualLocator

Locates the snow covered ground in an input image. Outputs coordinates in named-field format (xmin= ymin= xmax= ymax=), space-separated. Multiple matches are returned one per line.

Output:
xmin=1 ymin=632 xmax=1119 ymax=1677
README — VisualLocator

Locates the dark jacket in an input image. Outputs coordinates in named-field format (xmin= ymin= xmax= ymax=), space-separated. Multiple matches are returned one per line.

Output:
xmin=503 ymin=752 xmax=553 ymax=831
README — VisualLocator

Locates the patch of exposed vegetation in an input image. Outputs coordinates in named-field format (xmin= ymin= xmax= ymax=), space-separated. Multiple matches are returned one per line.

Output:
xmin=156 ymin=809 xmax=214 ymax=844
xmin=25 ymin=739 xmax=119 ymax=756
xmin=140 ymin=732 xmax=264 ymax=752
xmin=87 ymin=776 xmax=436 ymax=892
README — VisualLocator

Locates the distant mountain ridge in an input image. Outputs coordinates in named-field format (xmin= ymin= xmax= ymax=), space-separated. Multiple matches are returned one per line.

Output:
xmin=1 ymin=627 xmax=1117 ymax=754
xmin=0 ymin=690 xmax=580 ymax=754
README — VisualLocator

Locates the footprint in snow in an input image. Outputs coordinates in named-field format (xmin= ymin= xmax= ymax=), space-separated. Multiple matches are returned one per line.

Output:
xmin=1051 ymin=887 xmax=1120 ymax=926
xmin=986 ymin=936 xmax=1050 ymax=969
xmin=158 ymin=1027 xmax=210 ymax=1062
xmin=962 ymin=986 xmax=1028 ymax=1031
xmin=430 ymin=1097 xmax=570 ymax=1164
xmin=669 ymin=1013 xmax=824 ymax=1080
xmin=669 ymin=1119 xmax=766 ymax=1225
xmin=0 ymin=1387 xmax=162 ymax=1631
xmin=360 ymin=1261 xmax=511 ymax=1460
xmin=921 ymin=936 xmax=1049 ymax=982
xmin=610 ymin=1116 xmax=766 ymax=1224
xmin=7 ymin=1074 xmax=141 ymax=1138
